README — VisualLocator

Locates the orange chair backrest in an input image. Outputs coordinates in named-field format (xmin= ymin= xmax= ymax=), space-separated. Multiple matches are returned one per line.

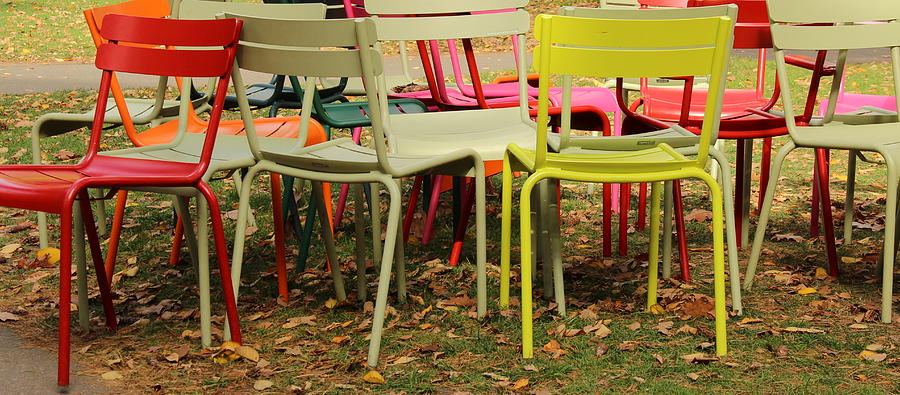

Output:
xmin=83 ymin=0 xmax=172 ymax=146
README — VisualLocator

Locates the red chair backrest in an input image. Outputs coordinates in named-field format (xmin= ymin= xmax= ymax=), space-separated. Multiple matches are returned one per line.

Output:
xmin=96 ymin=15 xmax=240 ymax=77
xmin=641 ymin=0 xmax=771 ymax=48
xmin=87 ymin=14 xmax=242 ymax=178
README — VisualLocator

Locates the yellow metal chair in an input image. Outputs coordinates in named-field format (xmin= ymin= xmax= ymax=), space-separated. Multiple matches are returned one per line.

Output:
xmin=499 ymin=11 xmax=734 ymax=358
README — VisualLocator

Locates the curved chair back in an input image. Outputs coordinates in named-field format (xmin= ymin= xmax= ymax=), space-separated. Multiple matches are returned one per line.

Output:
xmin=531 ymin=9 xmax=733 ymax=168
xmin=365 ymin=0 xmax=531 ymax=119
xmin=768 ymin=0 xmax=900 ymax=144
xmin=92 ymin=14 xmax=242 ymax=179
xmin=222 ymin=15 xmax=397 ymax=173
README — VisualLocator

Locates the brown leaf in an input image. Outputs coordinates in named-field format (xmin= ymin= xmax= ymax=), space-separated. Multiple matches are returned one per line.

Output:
xmin=483 ymin=372 xmax=510 ymax=382
xmin=681 ymin=353 xmax=719 ymax=364
xmin=769 ymin=345 xmax=789 ymax=357
xmin=859 ymin=350 xmax=887 ymax=362
xmin=652 ymin=353 xmax=665 ymax=364
xmin=331 ymin=335 xmax=350 ymax=344
xmin=626 ymin=322 xmax=641 ymax=331
xmin=254 ymin=379 xmax=274 ymax=391
xmin=541 ymin=340 xmax=568 ymax=358
xmin=687 ymin=372 xmax=700 ymax=381
xmin=782 ymin=326 xmax=824 ymax=334
xmin=679 ymin=298 xmax=714 ymax=319
xmin=657 ymin=320 xmax=674 ymax=336
xmin=0 ymin=311 xmax=21 ymax=321
xmin=523 ymin=364 xmax=540 ymax=372
xmin=685 ymin=209 xmax=713 ymax=222
xmin=618 ymin=341 xmax=640 ymax=351
xmin=595 ymin=343 xmax=609 ymax=357
xmin=236 ymin=346 xmax=259 ymax=362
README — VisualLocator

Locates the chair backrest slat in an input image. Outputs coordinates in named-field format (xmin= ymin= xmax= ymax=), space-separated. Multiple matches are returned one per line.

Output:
xmin=771 ymin=23 xmax=900 ymax=51
xmin=237 ymin=17 xmax=372 ymax=47
xmin=364 ymin=0 xmax=526 ymax=15
xmin=372 ymin=10 xmax=530 ymax=41
xmin=100 ymin=13 xmax=240 ymax=47
xmin=767 ymin=0 xmax=898 ymax=24
xmin=177 ymin=0 xmax=325 ymax=20
xmin=236 ymin=45 xmax=381 ymax=77
xmin=96 ymin=45 xmax=232 ymax=77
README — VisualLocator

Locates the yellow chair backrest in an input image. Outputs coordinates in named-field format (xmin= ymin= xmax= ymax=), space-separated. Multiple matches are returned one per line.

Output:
xmin=531 ymin=12 xmax=734 ymax=167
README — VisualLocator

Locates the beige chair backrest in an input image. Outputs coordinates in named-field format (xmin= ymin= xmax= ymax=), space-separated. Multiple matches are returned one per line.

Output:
xmin=767 ymin=0 xmax=900 ymax=143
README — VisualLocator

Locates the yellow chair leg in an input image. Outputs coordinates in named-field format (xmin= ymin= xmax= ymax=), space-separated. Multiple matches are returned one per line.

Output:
xmin=520 ymin=174 xmax=541 ymax=359
xmin=500 ymin=155 xmax=514 ymax=308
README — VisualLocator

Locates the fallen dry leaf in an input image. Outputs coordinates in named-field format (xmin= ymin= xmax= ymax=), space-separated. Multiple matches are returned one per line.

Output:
xmin=687 ymin=372 xmax=700 ymax=381
xmin=596 ymin=343 xmax=609 ymax=357
xmin=363 ymin=370 xmax=385 ymax=384
xmin=253 ymin=379 xmax=274 ymax=391
xmin=325 ymin=298 xmax=337 ymax=309
xmin=35 ymin=247 xmax=60 ymax=264
xmin=236 ymin=345 xmax=259 ymax=362
xmin=796 ymin=287 xmax=817 ymax=295
xmin=681 ymin=353 xmax=719 ymax=364
xmin=392 ymin=356 xmax=417 ymax=365
xmin=0 ymin=311 xmax=21 ymax=321
xmin=511 ymin=378 xmax=529 ymax=390
xmin=627 ymin=322 xmax=641 ymax=330
xmin=649 ymin=304 xmax=666 ymax=315
xmin=101 ymin=371 xmax=123 ymax=380
xmin=782 ymin=327 xmax=825 ymax=334
xmin=859 ymin=350 xmax=887 ymax=362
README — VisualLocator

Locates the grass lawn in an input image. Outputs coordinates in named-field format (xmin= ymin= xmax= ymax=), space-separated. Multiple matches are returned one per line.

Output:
xmin=1 ymin=1 xmax=900 ymax=394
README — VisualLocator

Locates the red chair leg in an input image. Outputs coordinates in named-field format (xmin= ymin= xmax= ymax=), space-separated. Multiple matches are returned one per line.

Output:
xmin=78 ymin=195 xmax=117 ymax=331
xmin=735 ymin=139 xmax=745 ymax=249
xmin=636 ymin=183 xmax=648 ymax=230
xmin=403 ymin=176 xmax=423 ymax=243
xmin=811 ymin=162 xmax=821 ymax=238
xmin=270 ymin=174 xmax=289 ymax=302
xmin=197 ymin=182 xmax=242 ymax=344
xmin=673 ymin=181 xmax=690 ymax=282
xmin=619 ymin=183 xmax=631 ymax=256
xmin=422 ymin=175 xmax=444 ymax=245
xmin=57 ymin=205 xmax=73 ymax=388
xmin=603 ymin=182 xmax=612 ymax=257
xmin=757 ymin=137 xmax=772 ymax=215
xmin=815 ymin=148 xmax=840 ymax=276
xmin=168 ymin=217 xmax=184 ymax=267
xmin=449 ymin=178 xmax=476 ymax=266
xmin=104 ymin=190 xmax=128 ymax=280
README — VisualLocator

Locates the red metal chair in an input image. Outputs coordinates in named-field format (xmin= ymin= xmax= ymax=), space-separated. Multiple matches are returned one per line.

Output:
xmin=628 ymin=0 xmax=838 ymax=277
xmin=0 ymin=14 xmax=244 ymax=388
